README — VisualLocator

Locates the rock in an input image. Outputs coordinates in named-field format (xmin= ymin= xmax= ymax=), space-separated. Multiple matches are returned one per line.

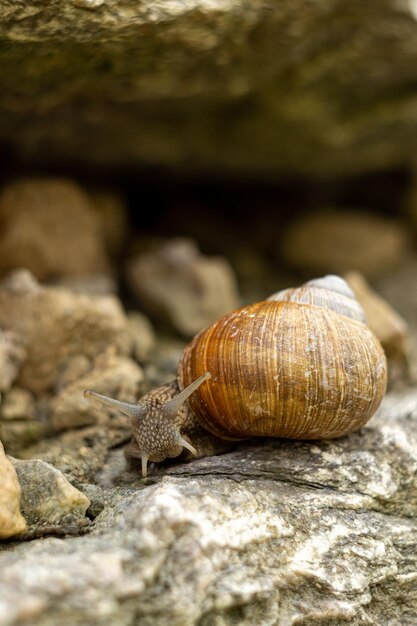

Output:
xmin=10 ymin=458 xmax=90 ymax=529
xmin=0 ymin=386 xmax=49 ymax=454
xmin=0 ymin=269 xmax=132 ymax=394
xmin=0 ymin=387 xmax=35 ymax=420
xmin=281 ymin=210 xmax=409 ymax=278
xmin=0 ymin=388 xmax=417 ymax=622
xmin=76 ymin=483 xmax=105 ymax=519
xmin=2 ymin=2 xmax=417 ymax=178
xmin=345 ymin=271 xmax=409 ymax=361
xmin=51 ymin=350 xmax=143 ymax=430
xmin=127 ymin=238 xmax=240 ymax=337
xmin=0 ymin=420 xmax=49 ymax=456
xmin=375 ymin=257 xmax=417 ymax=329
xmin=126 ymin=311 xmax=156 ymax=364
xmin=19 ymin=424 xmax=130 ymax=484
xmin=0 ymin=440 xmax=26 ymax=539
xmin=0 ymin=330 xmax=26 ymax=392
xmin=374 ymin=257 xmax=417 ymax=383
xmin=51 ymin=274 xmax=118 ymax=297
xmin=0 ymin=179 xmax=110 ymax=280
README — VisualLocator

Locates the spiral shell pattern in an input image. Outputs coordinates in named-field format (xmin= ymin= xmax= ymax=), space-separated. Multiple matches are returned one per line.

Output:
xmin=179 ymin=283 xmax=387 ymax=440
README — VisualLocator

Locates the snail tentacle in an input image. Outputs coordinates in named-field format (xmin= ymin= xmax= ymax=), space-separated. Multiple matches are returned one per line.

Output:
xmin=83 ymin=390 xmax=145 ymax=421
xmin=141 ymin=453 xmax=149 ymax=478
xmin=162 ymin=371 xmax=211 ymax=418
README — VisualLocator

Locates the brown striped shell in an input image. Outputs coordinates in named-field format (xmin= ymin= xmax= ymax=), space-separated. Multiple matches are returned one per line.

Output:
xmin=178 ymin=275 xmax=387 ymax=440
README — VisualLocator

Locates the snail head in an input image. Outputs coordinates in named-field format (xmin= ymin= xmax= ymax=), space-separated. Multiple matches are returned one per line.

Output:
xmin=84 ymin=371 xmax=211 ymax=477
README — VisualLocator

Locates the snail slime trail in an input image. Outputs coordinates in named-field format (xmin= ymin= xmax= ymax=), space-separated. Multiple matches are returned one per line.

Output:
xmin=85 ymin=275 xmax=387 ymax=477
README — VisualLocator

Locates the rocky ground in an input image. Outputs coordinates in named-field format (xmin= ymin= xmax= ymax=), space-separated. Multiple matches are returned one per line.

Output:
xmin=0 ymin=178 xmax=416 ymax=624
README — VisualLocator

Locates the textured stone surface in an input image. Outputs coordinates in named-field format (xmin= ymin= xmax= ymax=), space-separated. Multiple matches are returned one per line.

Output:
xmin=0 ymin=441 xmax=26 ymax=539
xmin=0 ymin=270 xmax=131 ymax=393
xmin=2 ymin=1 xmax=417 ymax=177
xmin=127 ymin=238 xmax=240 ymax=337
xmin=0 ymin=179 xmax=110 ymax=280
xmin=0 ymin=389 xmax=417 ymax=624
xmin=11 ymin=458 xmax=90 ymax=529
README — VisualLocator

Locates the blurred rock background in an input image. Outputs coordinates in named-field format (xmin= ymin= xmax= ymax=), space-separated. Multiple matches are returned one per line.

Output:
xmin=1 ymin=2 xmax=417 ymax=625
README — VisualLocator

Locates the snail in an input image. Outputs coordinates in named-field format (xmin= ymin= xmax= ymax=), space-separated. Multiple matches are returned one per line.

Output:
xmin=84 ymin=275 xmax=387 ymax=477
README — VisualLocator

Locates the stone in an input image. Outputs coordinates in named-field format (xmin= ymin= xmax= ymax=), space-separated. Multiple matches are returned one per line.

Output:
xmin=0 ymin=389 xmax=417 ymax=622
xmin=126 ymin=311 xmax=156 ymax=364
xmin=374 ymin=256 xmax=417 ymax=384
xmin=281 ymin=210 xmax=409 ymax=278
xmin=0 ymin=387 xmax=35 ymax=420
xmin=0 ymin=420 xmax=49 ymax=456
xmin=10 ymin=458 xmax=90 ymax=529
xmin=0 ymin=330 xmax=26 ymax=392
xmin=2 ymin=2 xmax=417 ymax=178
xmin=0 ymin=178 xmax=110 ymax=280
xmin=51 ymin=274 xmax=118 ymax=297
xmin=0 ymin=269 xmax=132 ymax=394
xmin=127 ymin=238 xmax=240 ymax=337
xmin=19 ymin=424 xmax=131 ymax=484
xmin=0 ymin=440 xmax=26 ymax=539
xmin=51 ymin=350 xmax=143 ymax=430
xmin=345 ymin=271 xmax=409 ymax=360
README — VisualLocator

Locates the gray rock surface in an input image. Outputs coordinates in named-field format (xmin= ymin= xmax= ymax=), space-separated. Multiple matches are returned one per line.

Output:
xmin=1 ymin=388 xmax=417 ymax=625
xmin=2 ymin=1 xmax=417 ymax=177
xmin=9 ymin=457 xmax=90 ymax=530
xmin=11 ymin=458 xmax=90 ymax=531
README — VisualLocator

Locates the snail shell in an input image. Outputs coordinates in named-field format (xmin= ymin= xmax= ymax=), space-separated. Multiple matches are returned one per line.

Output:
xmin=179 ymin=276 xmax=387 ymax=440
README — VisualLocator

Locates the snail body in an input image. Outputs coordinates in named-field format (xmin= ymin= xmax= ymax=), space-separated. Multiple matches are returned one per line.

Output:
xmin=85 ymin=275 xmax=387 ymax=476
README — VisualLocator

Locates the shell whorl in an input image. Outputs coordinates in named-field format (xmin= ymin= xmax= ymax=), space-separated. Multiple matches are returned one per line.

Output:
xmin=179 ymin=276 xmax=386 ymax=441
xmin=268 ymin=274 xmax=366 ymax=323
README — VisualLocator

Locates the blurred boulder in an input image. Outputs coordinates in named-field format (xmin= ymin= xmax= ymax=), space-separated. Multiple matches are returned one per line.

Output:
xmin=126 ymin=311 xmax=156 ymax=364
xmin=127 ymin=238 xmax=240 ymax=337
xmin=0 ymin=388 xmax=35 ymax=421
xmin=281 ymin=210 xmax=409 ymax=278
xmin=0 ymin=440 xmax=26 ymax=539
xmin=0 ymin=179 xmax=110 ymax=280
xmin=0 ymin=269 xmax=132 ymax=394
xmin=345 ymin=271 xmax=409 ymax=361
xmin=2 ymin=2 xmax=417 ymax=177
xmin=0 ymin=330 xmax=26 ymax=392
xmin=51 ymin=350 xmax=143 ymax=430
xmin=0 ymin=387 xmax=39 ymax=453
